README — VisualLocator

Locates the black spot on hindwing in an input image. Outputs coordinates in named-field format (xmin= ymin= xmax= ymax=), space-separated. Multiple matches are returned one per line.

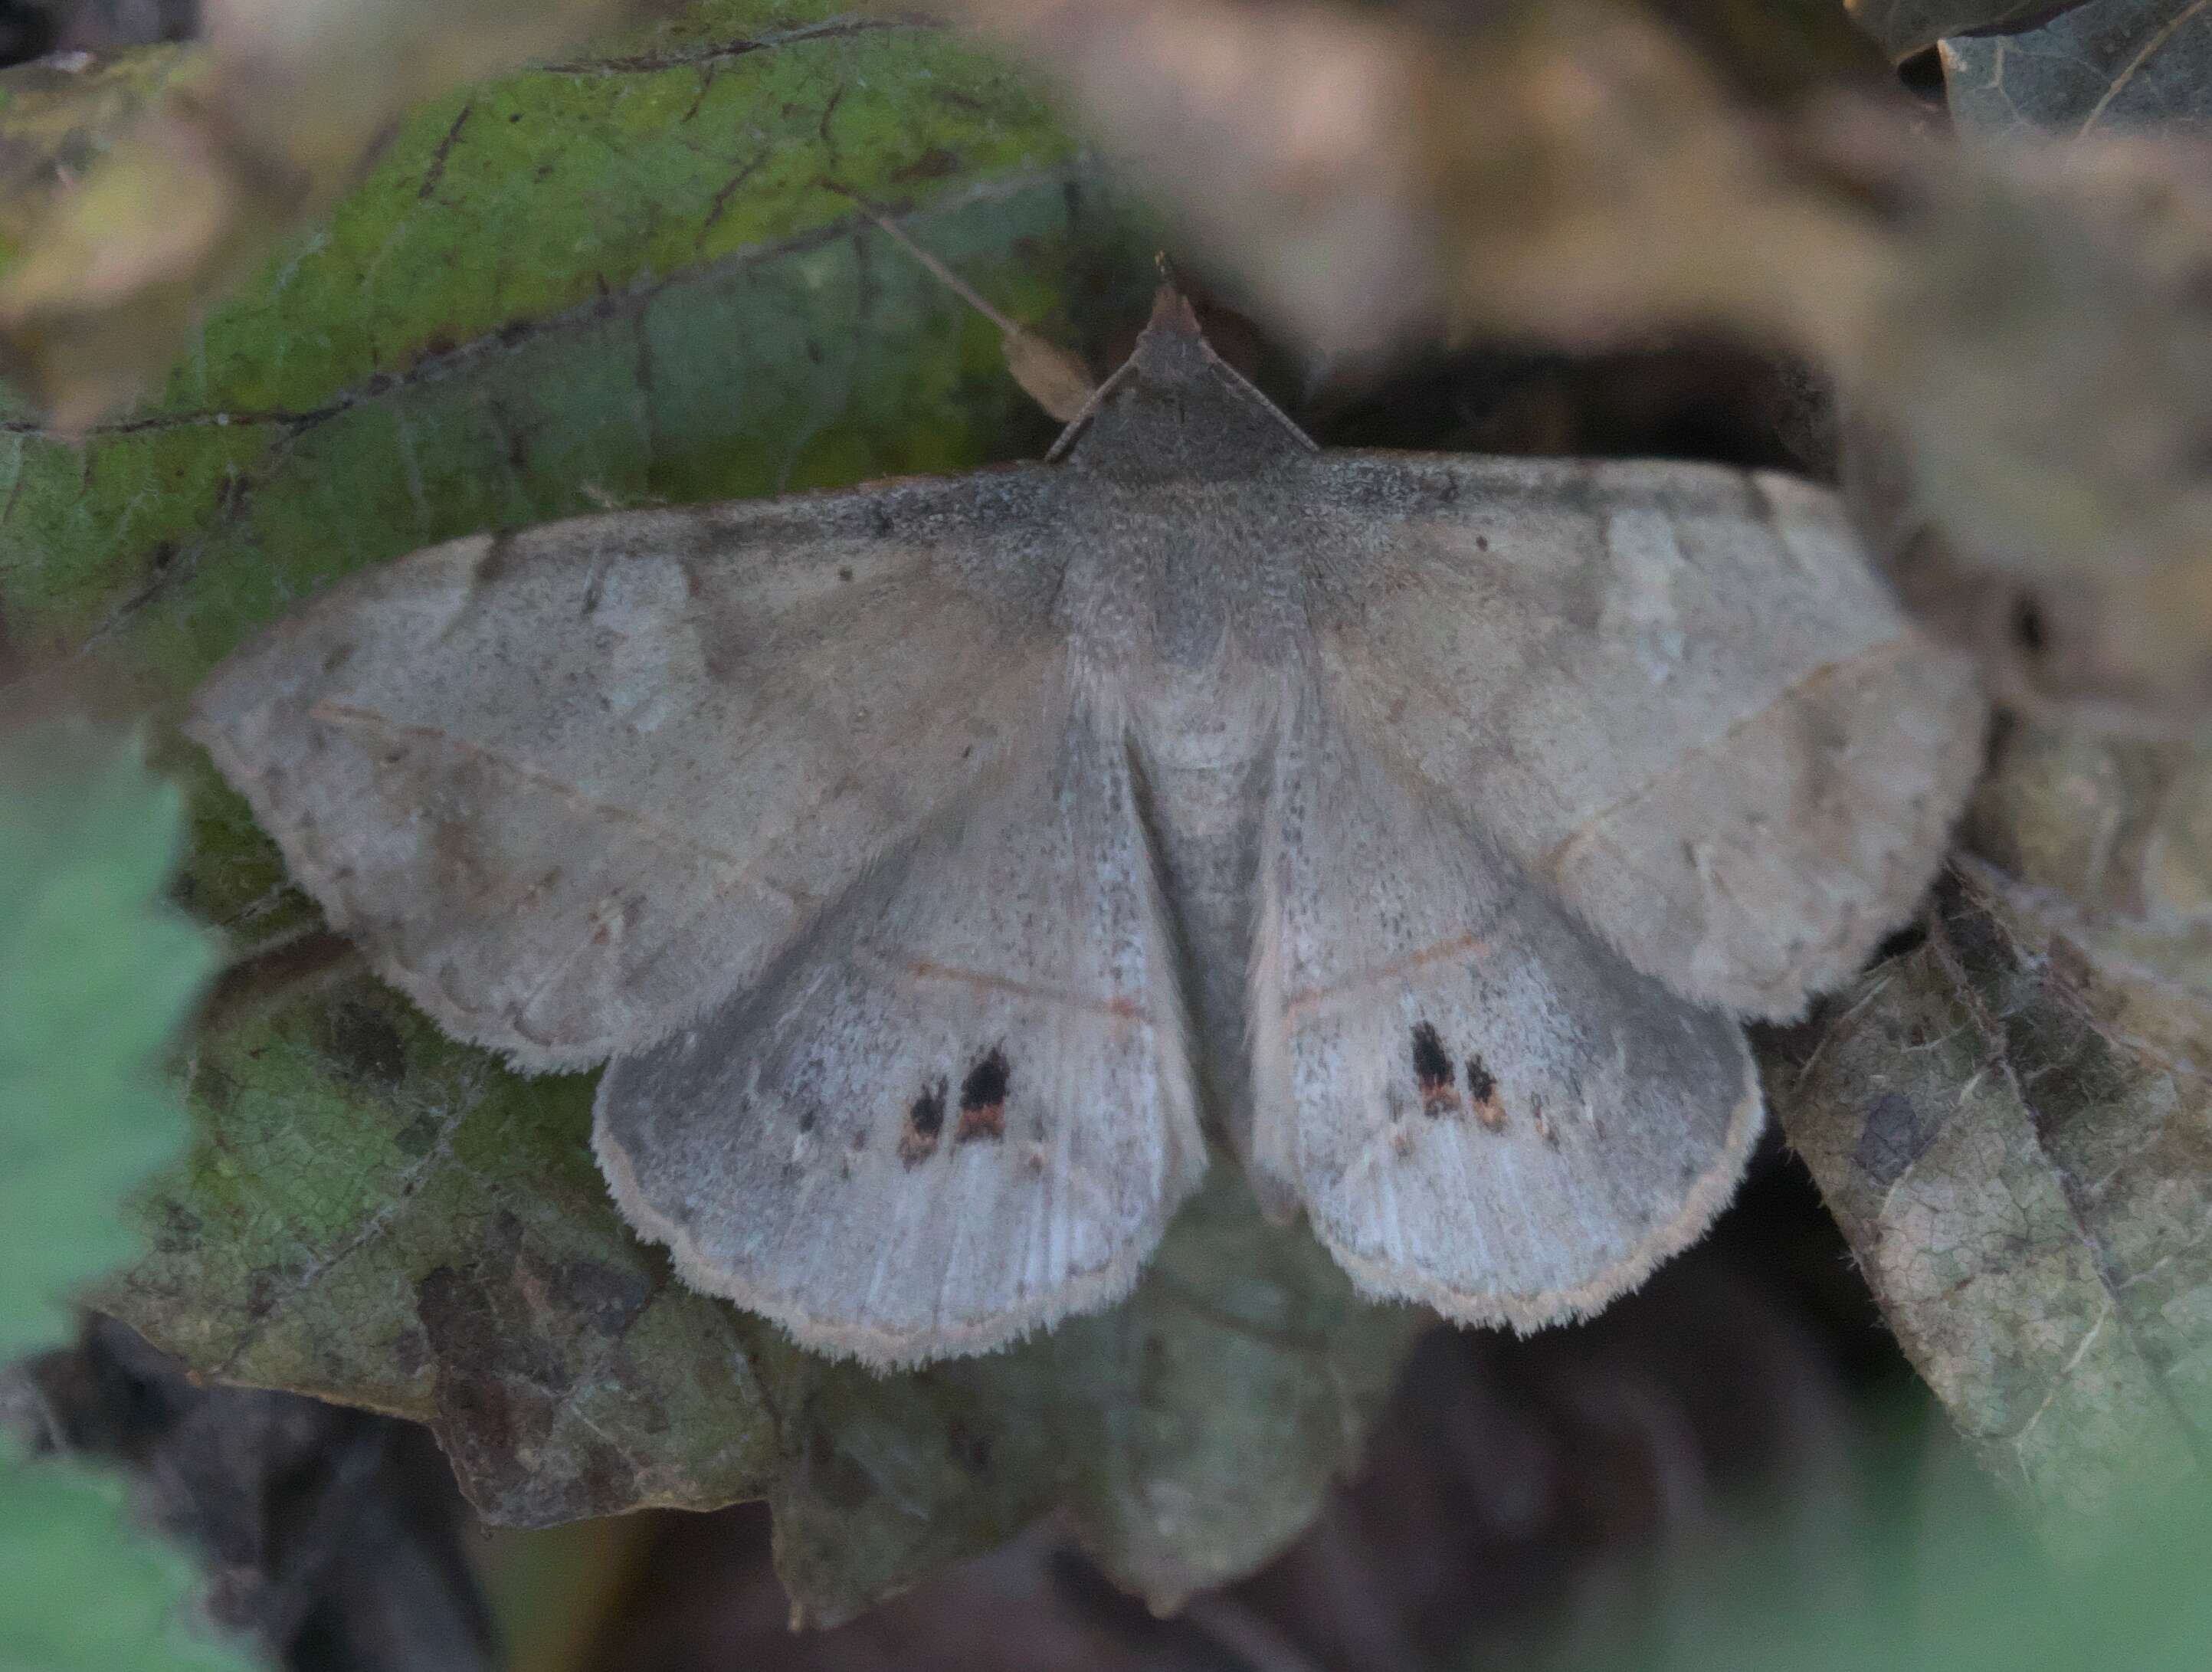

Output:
xmin=1411 ymin=1022 xmax=1459 ymax=1116
xmin=957 ymin=1048 xmax=1010 ymax=1143
xmin=1466 ymin=1051 xmax=1506 ymax=1130
xmin=900 ymin=1080 xmax=947 ymax=1166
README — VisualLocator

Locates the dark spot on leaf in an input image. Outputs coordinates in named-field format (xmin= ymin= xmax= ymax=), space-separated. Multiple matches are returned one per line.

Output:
xmin=393 ymin=1113 xmax=441 ymax=1159
xmin=1854 ymin=1091 xmax=1942 ymax=1187
xmin=572 ymin=1441 xmax=631 ymax=1516
xmin=389 ymin=1327 xmax=429 ymax=1376
xmin=1411 ymin=1022 xmax=1458 ymax=1116
xmin=902 ymin=1080 xmax=947 ymax=1166
xmin=803 ymin=1427 xmax=876 ymax=1512
xmin=958 ymin=1049 xmax=1010 ymax=1142
xmin=893 ymin=145 xmax=961 ymax=182
xmin=153 ymin=1201 xmax=203 ymax=1254
xmin=551 ymin=1261 xmax=654 ymax=1341
xmin=417 ymin=1267 xmax=522 ymax=1464
xmin=1466 ymin=1052 xmax=1506 ymax=1130
xmin=194 ymin=1064 xmax=238 ymax=1117
xmin=946 ymin=1416 xmax=993 ymax=1475
xmin=321 ymin=1002 xmax=408 ymax=1087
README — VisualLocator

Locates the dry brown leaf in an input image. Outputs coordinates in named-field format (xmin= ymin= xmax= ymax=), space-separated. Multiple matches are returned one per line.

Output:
xmin=932 ymin=0 xmax=1444 ymax=365
xmin=1843 ymin=135 xmax=2212 ymax=730
xmin=942 ymin=0 xmax=1897 ymax=367
xmin=1831 ymin=1 xmax=2212 ymax=733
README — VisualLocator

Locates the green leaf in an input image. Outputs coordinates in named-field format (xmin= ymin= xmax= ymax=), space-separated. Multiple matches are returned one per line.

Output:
xmin=0 ymin=1460 xmax=253 ymax=1672
xmin=0 ymin=6 xmax=1420 ymax=1621
xmin=0 ymin=721 xmax=241 ymax=1670
xmin=0 ymin=723 xmax=214 ymax=1361
xmin=1503 ymin=1422 xmax=2212 ymax=1672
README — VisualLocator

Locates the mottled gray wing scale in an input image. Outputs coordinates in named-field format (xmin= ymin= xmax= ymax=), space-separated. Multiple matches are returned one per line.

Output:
xmin=594 ymin=693 xmax=1206 ymax=1366
xmin=188 ymin=480 xmax=1064 ymax=1070
xmin=1248 ymin=692 xmax=1761 ymax=1328
xmin=1313 ymin=455 xmax=1984 ymax=1018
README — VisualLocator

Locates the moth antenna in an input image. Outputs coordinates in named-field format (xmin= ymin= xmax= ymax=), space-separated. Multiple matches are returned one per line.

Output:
xmin=846 ymin=195 xmax=1096 ymax=422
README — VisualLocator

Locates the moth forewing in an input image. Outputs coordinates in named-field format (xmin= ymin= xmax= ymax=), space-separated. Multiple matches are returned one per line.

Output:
xmin=1312 ymin=456 xmax=1985 ymax=1021
xmin=185 ymin=483 xmax=1071 ymax=1073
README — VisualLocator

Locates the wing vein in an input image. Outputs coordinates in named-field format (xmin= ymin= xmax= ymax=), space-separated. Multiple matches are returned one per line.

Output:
xmin=311 ymin=700 xmax=815 ymax=907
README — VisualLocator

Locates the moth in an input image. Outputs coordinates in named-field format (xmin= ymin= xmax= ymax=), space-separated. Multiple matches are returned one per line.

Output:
xmin=189 ymin=291 xmax=1985 ymax=1367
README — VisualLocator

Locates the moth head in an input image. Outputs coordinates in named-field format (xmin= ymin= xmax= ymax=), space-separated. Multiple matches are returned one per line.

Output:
xmin=1048 ymin=285 xmax=1318 ymax=484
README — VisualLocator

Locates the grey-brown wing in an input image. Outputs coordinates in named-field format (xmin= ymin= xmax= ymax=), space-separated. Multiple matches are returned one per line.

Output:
xmin=1311 ymin=454 xmax=1984 ymax=1018
xmin=188 ymin=475 xmax=1066 ymax=1070
xmin=593 ymin=692 xmax=1205 ymax=1366
xmin=1248 ymin=690 xmax=1760 ymax=1327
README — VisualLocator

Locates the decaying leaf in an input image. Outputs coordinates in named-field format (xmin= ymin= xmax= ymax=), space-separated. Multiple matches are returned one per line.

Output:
xmin=1942 ymin=0 xmax=2212 ymax=139
xmin=1845 ymin=0 xmax=2092 ymax=65
xmin=1767 ymin=717 xmax=2212 ymax=1533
